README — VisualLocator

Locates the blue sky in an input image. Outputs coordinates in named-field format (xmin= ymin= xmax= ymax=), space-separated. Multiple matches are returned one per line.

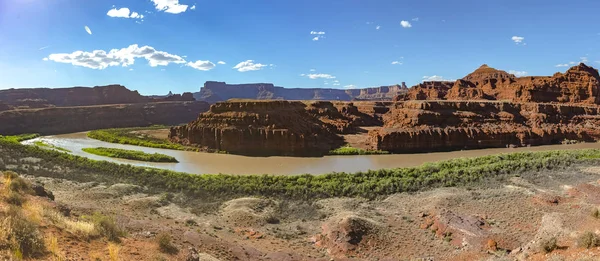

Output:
xmin=0 ymin=0 xmax=599 ymax=95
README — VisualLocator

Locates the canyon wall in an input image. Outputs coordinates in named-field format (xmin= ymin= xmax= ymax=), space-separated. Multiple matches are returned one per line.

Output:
xmin=368 ymin=101 xmax=600 ymax=153
xmin=193 ymin=81 xmax=408 ymax=103
xmin=168 ymin=100 xmax=387 ymax=156
xmin=0 ymin=85 xmax=196 ymax=109
xmin=399 ymin=63 xmax=600 ymax=104
xmin=0 ymin=101 xmax=210 ymax=135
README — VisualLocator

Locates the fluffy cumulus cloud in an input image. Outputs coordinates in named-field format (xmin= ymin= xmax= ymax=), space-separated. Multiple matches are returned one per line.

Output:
xmin=511 ymin=36 xmax=525 ymax=44
xmin=151 ymin=0 xmax=189 ymax=14
xmin=400 ymin=21 xmax=412 ymax=28
xmin=217 ymin=61 xmax=226 ymax=65
xmin=332 ymin=80 xmax=340 ymax=86
xmin=422 ymin=75 xmax=454 ymax=81
xmin=376 ymin=25 xmax=381 ymax=30
xmin=344 ymin=85 xmax=358 ymax=89
xmin=391 ymin=61 xmax=402 ymax=65
xmin=44 ymin=44 xmax=187 ymax=69
xmin=303 ymin=73 xmax=336 ymax=79
xmin=555 ymin=63 xmax=570 ymax=67
xmin=187 ymin=60 xmax=215 ymax=71
xmin=190 ymin=5 xmax=196 ymax=10
xmin=508 ymin=70 xmax=528 ymax=77
xmin=84 ymin=26 xmax=92 ymax=35
xmin=310 ymin=31 xmax=325 ymax=35
xmin=232 ymin=60 xmax=270 ymax=72
xmin=107 ymin=7 xmax=144 ymax=19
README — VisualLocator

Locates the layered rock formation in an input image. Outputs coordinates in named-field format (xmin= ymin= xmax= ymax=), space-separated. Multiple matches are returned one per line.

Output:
xmin=0 ymin=85 xmax=196 ymax=109
xmin=368 ymin=100 xmax=600 ymax=153
xmin=168 ymin=100 xmax=362 ymax=156
xmin=0 ymin=101 xmax=210 ymax=135
xmin=399 ymin=63 xmax=600 ymax=104
xmin=193 ymin=81 xmax=408 ymax=103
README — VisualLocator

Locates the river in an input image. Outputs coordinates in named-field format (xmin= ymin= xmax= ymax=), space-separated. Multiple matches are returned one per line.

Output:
xmin=21 ymin=132 xmax=600 ymax=175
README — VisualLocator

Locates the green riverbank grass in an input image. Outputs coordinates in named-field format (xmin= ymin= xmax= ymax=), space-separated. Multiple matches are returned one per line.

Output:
xmin=2 ymin=138 xmax=600 ymax=200
xmin=328 ymin=145 xmax=389 ymax=155
xmin=0 ymin=134 xmax=40 ymax=143
xmin=87 ymin=126 xmax=195 ymax=151
xmin=82 ymin=147 xmax=178 ymax=163
xmin=32 ymin=141 xmax=71 ymax=152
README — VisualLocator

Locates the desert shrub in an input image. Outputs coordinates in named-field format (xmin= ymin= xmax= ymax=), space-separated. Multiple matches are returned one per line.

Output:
xmin=9 ymin=177 xmax=32 ymax=194
xmin=157 ymin=233 xmax=178 ymax=254
xmin=158 ymin=192 xmax=173 ymax=206
xmin=577 ymin=231 xmax=600 ymax=248
xmin=3 ymin=171 xmax=19 ymax=180
xmin=86 ymin=212 xmax=124 ymax=243
xmin=6 ymin=212 xmax=46 ymax=258
xmin=592 ymin=208 xmax=599 ymax=219
xmin=5 ymin=191 xmax=26 ymax=206
xmin=539 ymin=237 xmax=557 ymax=253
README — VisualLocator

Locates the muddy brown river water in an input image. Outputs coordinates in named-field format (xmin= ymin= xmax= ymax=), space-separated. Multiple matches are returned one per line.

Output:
xmin=22 ymin=132 xmax=600 ymax=175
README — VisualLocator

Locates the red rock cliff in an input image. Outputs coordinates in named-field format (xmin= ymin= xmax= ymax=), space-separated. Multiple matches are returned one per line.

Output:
xmin=169 ymin=101 xmax=347 ymax=156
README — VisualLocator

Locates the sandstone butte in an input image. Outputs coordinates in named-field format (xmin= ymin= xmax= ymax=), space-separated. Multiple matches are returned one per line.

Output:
xmin=171 ymin=63 xmax=600 ymax=156
xmin=0 ymin=85 xmax=209 ymax=135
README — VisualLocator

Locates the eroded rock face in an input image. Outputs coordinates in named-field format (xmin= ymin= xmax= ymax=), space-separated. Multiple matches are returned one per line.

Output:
xmin=368 ymin=101 xmax=600 ymax=152
xmin=169 ymin=100 xmax=346 ymax=156
xmin=401 ymin=63 xmax=600 ymax=104
xmin=0 ymin=101 xmax=209 ymax=135
xmin=314 ymin=215 xmax=382 ymax=258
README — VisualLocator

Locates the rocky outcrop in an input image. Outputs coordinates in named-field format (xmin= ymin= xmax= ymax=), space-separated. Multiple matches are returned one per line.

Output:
xmin=398 ymin=63 xmax=600 ymax=104
xmin=193 ymin=81 xmax=408 ymax=103
xmin=368 ymin=100 xmax=600 ymax=153
xmin=169 ymin=101 xmax=347 ymax=156
xmin=396 ymin=81 xmax=454 ymax=101
xmin=0 ymin=101 xmax=210 ymax=135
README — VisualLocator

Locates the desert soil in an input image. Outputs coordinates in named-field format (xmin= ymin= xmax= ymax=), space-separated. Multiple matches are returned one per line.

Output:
xmin=14 ymin=163 xmax=600 ymax=260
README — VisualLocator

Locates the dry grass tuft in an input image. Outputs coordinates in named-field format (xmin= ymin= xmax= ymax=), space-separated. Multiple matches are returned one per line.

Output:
xmin=45 ymin=234 xmax=64 ymax=261
xmin=108 ymin=242 xmax=120 ymax=261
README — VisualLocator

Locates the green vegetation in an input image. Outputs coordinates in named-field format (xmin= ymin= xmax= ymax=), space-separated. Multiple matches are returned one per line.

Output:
xmin=0 ymin=134 xmax=40 ymax=143
xmin=328 ymin=145 xmax=390 ymax=155
xmin=2 ymin=138 xmax=600 ymax=201
xmin=81 ymin=212 xmax=125 ymax=243
xmin=87 ymin=126 xmax=194 ymax=151
xmin=82 ymin=147 xmax=178 ymax=163
xmin=32 ymin=141 xmax=71 ymax=153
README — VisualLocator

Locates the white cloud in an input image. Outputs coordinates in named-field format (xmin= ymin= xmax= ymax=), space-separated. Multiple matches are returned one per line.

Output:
xmin=84 ymin=26 xmax=92 ymax=35
xmin=309 ymin=69 xmax=316 ymax=72
xmin=508 ymin=70 xmax=528 ymax=77
xmin=45 ymin=44 xmax=186 ymax=69
xmin=303 ymin=73 xmax=336 ymax=79
xmin=422 ymin=75 xmax=454 ymax=81
xmin=376 ymin=25 xmax=381 ymax=30
xmin=555 ymin=64 xmax=569 ymax=67
xmin=511 ymin=36 xmax=524 ymax=44
xmin=333 ymin=83 xmax=340 ymax=86
xmin=190 ymin=5 xmax=196 ymax=10
xmin=217 ymin=61 xmax=226 ymax=65
xmin=580 ymin=57 xmax=589 ymax=63
xmin=187 ymin=60 xmax=215 ymax=71
xmin=412 ymin=17 xmax=419 ymax=21
xmin=400 ymin=21 xmax=412 ymax=28
xmin=151 ymin=0 xmax=189 ymax=14
xmin=366 ymin=22 xmax=373 ymax=25
xmin=310 ymin=31 xmax=325 ymax=35
xmin=312 ymin=36 xmax=320 ymax=41
xmin=344 ymin=85 xmax=358 ymax=89
xmin=333 ymin=80 xmax=339 ymax=83
xmin=232 ymin=60 xmax=269 ymax=72
xmin=310 ymin=31 xmax=325 ymax=41
xmin=129 ymin=68 xmax=134 ymax=71
xmin=107 ymin=8 xmax=143 ymax=19
xmin=38 ymin=46 xmax=50 ymax=51
xmin=391 ymin=61 xmax=402 ymax=65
